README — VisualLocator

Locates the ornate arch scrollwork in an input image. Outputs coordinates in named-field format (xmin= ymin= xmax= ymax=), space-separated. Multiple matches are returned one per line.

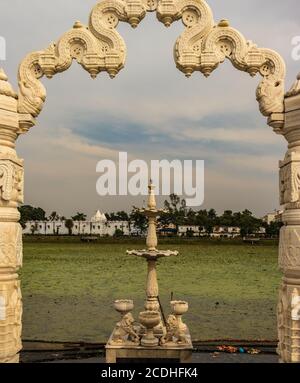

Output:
xmin=157 ymin=0 xmax=286 ymax=124
xmin=18 ymin=51 xmax=46 ymax=119
xmin=17 ymin=0 xmax=286 ymax=133
xmin=17 ymin=0 xmax=148 ymax=132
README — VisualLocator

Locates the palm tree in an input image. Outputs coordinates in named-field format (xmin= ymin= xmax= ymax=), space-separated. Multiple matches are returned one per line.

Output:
xmin=65 ymin=219 xmax=74 ymax=236
xmin=72 ymin=212 xmax=87 ymax=221
xmin=49 ymin=211 xmax=60 ymax=221
xmin=72 ymin=213 xmax=87 ymax=235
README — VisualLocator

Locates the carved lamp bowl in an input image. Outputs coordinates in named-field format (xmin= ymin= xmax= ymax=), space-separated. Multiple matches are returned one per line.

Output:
xmin=139 ymin=311 xmax=160 ymax=347
xmin=171 ymin=301 xmax=188 ymax=315
xmin=114 ymin=299 xmax=134 ymax=315
xmin=171 ymin=301 xmax=189 ymax=331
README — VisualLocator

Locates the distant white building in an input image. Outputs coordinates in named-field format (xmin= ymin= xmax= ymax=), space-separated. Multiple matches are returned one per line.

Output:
xmin=23 ymin=210 xmax=268 ymax=238
xmin=178 ymin=226 xmax=241 ymax=238
xmin=178 ymin=226 xmax=206 ymax=237
xmin=23 ymin=210 xmax=131 ymax=237
xmin=178 ymin=225 xmax=266 ymax=238
xmin=210 ymin=226 xmax=241 ymax=238
xmin=262 ymin=210 xmax=283 ymax=225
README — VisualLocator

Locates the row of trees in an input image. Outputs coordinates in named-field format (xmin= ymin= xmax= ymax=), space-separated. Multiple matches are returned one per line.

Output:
xmin=155 ymin=194 xmax=282 ymax=237
xmin=123 ymin=194 xmax=282 ymax=237
xmin=18 ymin=206 xmax=88 ymax=228
xmin=160 ymin=194 xmax=265 ymax=237
xmin=18 ymin=195 xmax=282 ymax=237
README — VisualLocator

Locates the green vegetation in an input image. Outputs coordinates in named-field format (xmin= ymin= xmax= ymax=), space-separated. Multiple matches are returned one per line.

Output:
xmin=19 ymin=205 xmax=46 ymax=228
xmin=19 ymin=195 xmax=283 ymax=238
xmin=21 ymin=239 xmax=280 ymax=343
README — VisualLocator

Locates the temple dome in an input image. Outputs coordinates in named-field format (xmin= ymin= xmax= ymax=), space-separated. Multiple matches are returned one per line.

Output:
xmin=91 ymin=210 xmax=107 ymax=223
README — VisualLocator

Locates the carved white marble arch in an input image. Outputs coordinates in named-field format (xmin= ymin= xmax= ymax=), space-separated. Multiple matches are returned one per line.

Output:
xmin=1 ymin=0 xmax=300 ymax=363
xmin=17 ymin=0 xmax=286 ymax=133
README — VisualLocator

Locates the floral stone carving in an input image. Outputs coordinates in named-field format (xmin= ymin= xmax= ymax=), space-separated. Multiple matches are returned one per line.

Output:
xmin=0 ymin=223 xmax=23 ymax=269
xmin=277 ymin=282 xmax=300 ymax=362
xmin=279 ymin=152 xmax=300 ymax=206
xmin=0 ymin=159 xmax=24 ymax=205
xmin=0 ymin=280 xmax=22 ymax=361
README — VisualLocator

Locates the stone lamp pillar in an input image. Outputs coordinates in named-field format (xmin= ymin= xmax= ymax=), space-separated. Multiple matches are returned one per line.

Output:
xmin=127 ymin=181 xmax=178 ymax=334
xmin=0 ymin=69 xmax=24 ymax=363
xmin=277 ymin=74 xmax=300 ymax=363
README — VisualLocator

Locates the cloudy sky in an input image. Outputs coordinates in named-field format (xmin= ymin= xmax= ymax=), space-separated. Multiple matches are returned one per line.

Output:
xmin=1 ymin=0 xmax=299 ymax=218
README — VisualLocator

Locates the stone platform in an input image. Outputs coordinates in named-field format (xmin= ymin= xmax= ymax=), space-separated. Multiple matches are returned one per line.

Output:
xmin=106 ymin=328 xmax=193 ymax=363
xmin=105 ymin=343 xmax=193 ymax=363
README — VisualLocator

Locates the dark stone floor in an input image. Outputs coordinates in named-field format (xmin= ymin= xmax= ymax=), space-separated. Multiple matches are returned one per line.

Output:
xmin=21 ymin=340 xmax=278 ymax=363
xmin=47 ymin=353 xmax=278 ymax=363
xmin=21 ymin=351 xmax=278 ymax=364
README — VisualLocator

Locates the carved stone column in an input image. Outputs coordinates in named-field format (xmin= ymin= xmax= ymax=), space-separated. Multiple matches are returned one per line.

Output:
xmin=277 ymin=76 xmax=300 ymax=363
xmin=0 ymin=69 xmax=23 ymax=363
